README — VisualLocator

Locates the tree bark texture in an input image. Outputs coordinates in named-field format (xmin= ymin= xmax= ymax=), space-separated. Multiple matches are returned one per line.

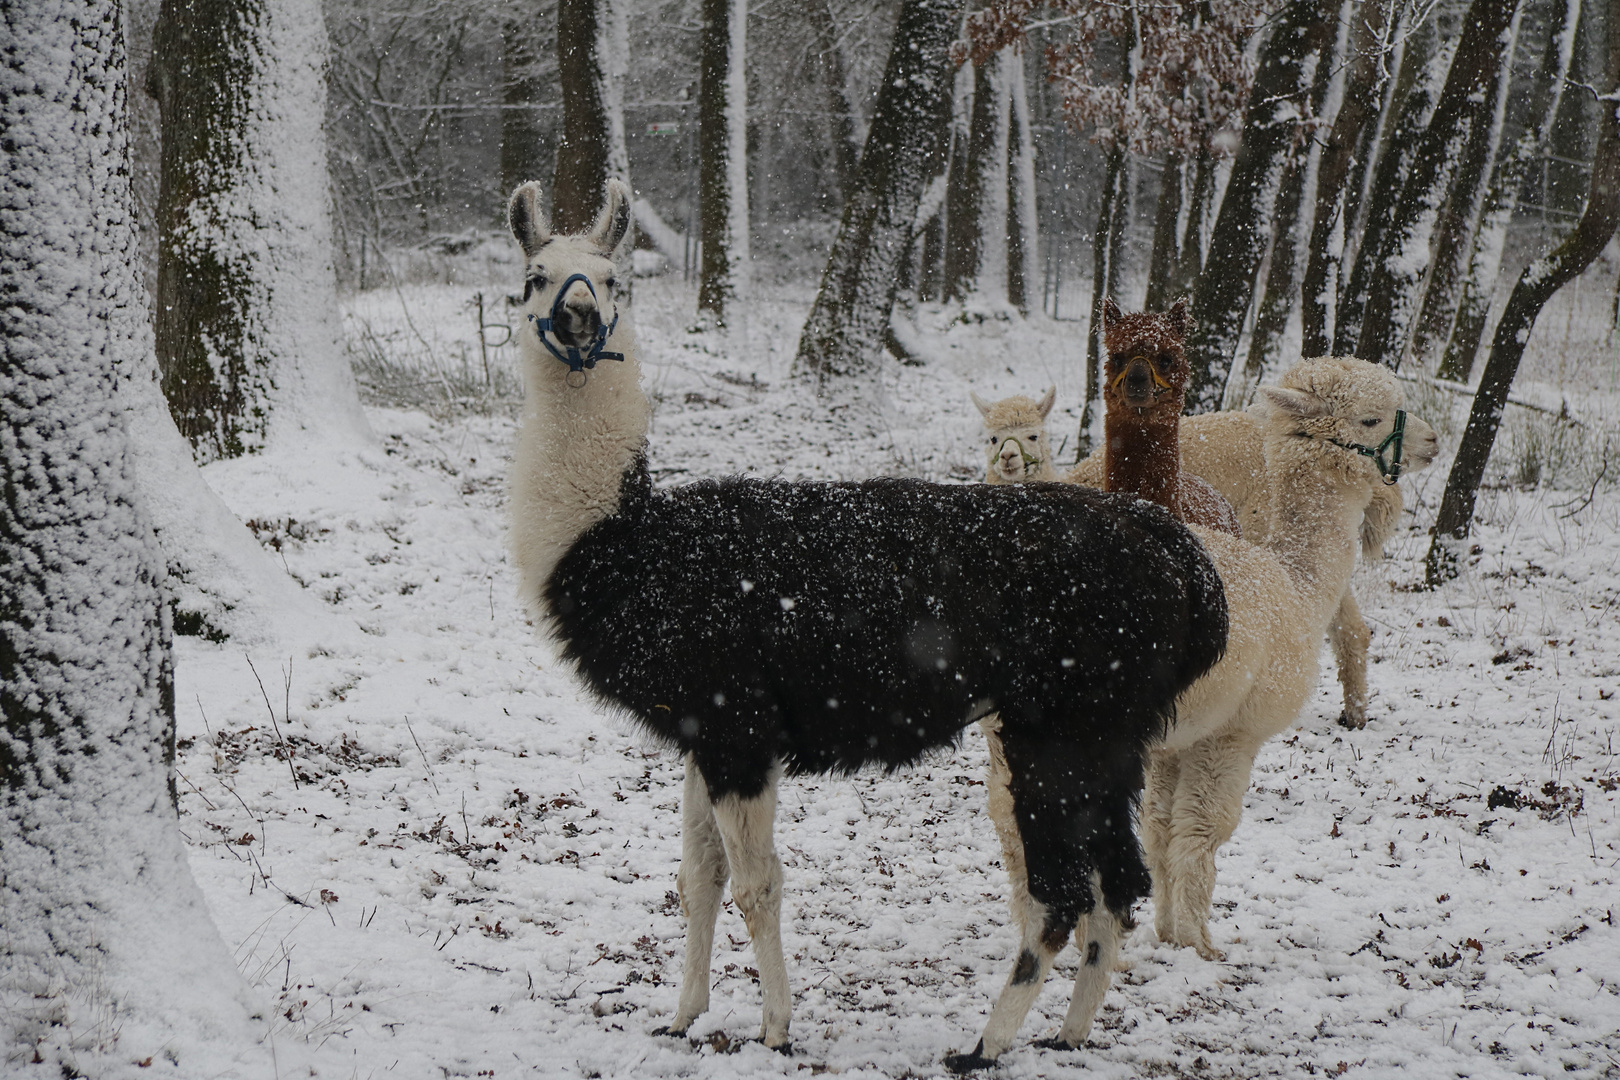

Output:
xmin=1 ymin=0 xmax=267 ymax=1068
xmin=1145 ymin=152 xmax=1186 ymax=312
xmin=1184 ymin=0 xmax=1338 ymax=412
xmin=1081 ymin=143 xmax=1130 ymax=450
xmin=502 ymin=0 xmax=553 ymax=197
xmin=945 ymin=54 xmax=1011 ymax=303
xmin=555 ymin=0 xmax=629 ymax=233
xmin=1301 ymin=0 xmax=1397 ymax=356
xmin=1237 ymin=151 xmax=1310 ymax=390
xmin=809 ymin=0 xmax=861 ymax=204
xmin=1332 ymin=15 xmax=1443 ymax=355
xmin=149 ymin=0 xmax=368 ymax=462
xmin=795 ymin=0 xmax=964 ymax=378
xmin=1007 ymin=49 xmax=1040 ymax=314
xmin=698 ymin=0 xmax=749 ymax=320
xmin=1401 ymin=8 xmax=1520 ymax=373
xmin=1354 ymin=0 xmax=1522 ymax=368
xmin=1425 ymin=0 xmax=1619 ymax=585
xmin=1437 ymin=0 xmax=1582 ymax=382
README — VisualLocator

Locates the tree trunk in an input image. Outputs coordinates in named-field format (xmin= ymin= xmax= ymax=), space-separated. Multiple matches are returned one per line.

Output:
xmin=1184 ymin=0 xmax=1338 ymax=412
xmin=501 ymin=0 xmax=552 ymax=197
xmin=698 ymin=0 xmax=749 ymax=321
xmin=1438 ymin=0 xmax=1582 ymax=382
xmin=1007 ymin=48 xmax=1040 ymax=315
xmin=1 ymin=1 xmax=270 ymax=1070
xmin=795 ymin=0 xmax=964 ymax=378
xmin=945 ymin=54 xmax=1011 ymax=303
xmin=1145 ymin=152 xmax=1186 ymax=312
xmin=1236 ymin=151 xmax=1310 ymax=393
xmin=1425 ymin=0 xmax=1619 ymax=586
xmin=1301 ymin=0 xmax=1396 ymax=356
xmin=149 ymin=0 xmax=370 ymax=462
xmin=1174 ymin=147 xmax=1216 ymax=300
xmin=1332 ymin=15 xmax=1442 ymax=355
xmin=1354 ymin=0 xmax=1522 ymax=368
xmin=1080 ymin=143 xmax=1129 ymax=450
xmin=1401 ymin=8 xmax=1520 ymax=373
xmin=809 ymin=0 xmax=861 ymax=204
xmin=555 ymin=0 xmax=629 ymax=233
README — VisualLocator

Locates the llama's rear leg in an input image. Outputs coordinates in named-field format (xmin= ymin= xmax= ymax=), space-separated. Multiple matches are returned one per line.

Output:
xmin=1053 ymin=885 xmax=1124 ymax=1047
xmin=1161 ymin=734 xmax=1259 ymax=960
xmin=979 ymin=718 xmax=1031 ymax=922
xmin=1142 ymin=750 xmax=1180 ymax=946
xmin=946 ymin=896 xmax=1075 ymax=1071
xmin=1331 ymin=589 xmax=1372 ymax=729
xmin=710 ymin=764 xmax=791 ymax=1050
xmin=659 ymin=756 xmax=729 ymax=1036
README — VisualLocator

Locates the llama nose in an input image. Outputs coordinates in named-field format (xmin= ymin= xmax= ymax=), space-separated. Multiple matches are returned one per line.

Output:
xmin=555 ymin=288 xmax=602 ymax=345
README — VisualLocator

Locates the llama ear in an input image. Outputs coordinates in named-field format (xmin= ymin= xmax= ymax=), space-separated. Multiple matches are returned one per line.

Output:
xmin=508 ymin=182 xmax=551 ymax=258
xmin=1102 ymin=296 xmax=1123 ymax=328
xmin=1167 ymin=297 xmax=1193 ymax=336
xmin=1258 ymin=386 xmax=1325 ymax=419
xmin=1036 ymin=385 xmax=1056 ymax=419
xmin=589 ymin=179 xmax=634 ymax=255
xmin=970 ymin=391 xmax=993 ymax=419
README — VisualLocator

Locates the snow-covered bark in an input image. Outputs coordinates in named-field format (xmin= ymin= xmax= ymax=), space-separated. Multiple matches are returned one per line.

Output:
xmin=1 ymin=1 xmax=272 ymax=1073
xmin=697 ymin=0 xmax=749 ymax=322
xmin=149 ymin=0 xmax=370 ymax=462
xmin=944 ymin=51 xmax=1011 ymax=306
xmin=555 ymin=0 xmax=630 ymax=233
xmin=1354 ymin=0 xmax=1523 ymax=368
xmin=501 ymin=0 xmax=552 ymax=198
xmin=1184 ymin=0 xmax=1338 ymax=412
xmin=795 ymin=0 xmax=964 ymax=378
xmin=1006 ymin=49 xmax=1040 ymax=315
xmin=1426 ymin=0 xmax=1619 ymax=585
xmin=1437 ymin=0 xmax=1581 ymax=383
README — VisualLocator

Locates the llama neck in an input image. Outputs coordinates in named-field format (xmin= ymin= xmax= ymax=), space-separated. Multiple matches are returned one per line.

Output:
xmin=1263 ymin=440 xmax=1372 ymax=631
xmin=509 ymin=333 xmax=650 ymax=614
xmin=1104 ymin=409 xmax=1180 ymax=510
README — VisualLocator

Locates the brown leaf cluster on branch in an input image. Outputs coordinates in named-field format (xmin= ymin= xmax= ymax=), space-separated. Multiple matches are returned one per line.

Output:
xmin=959 ymin=0 xmax=1268 ymax=157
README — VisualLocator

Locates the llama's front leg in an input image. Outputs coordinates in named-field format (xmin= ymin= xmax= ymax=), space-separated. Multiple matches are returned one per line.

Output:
xmin=1142 ymin=750 xmax=1180 ymax=945
xmin=945 ymin=897 xmax=1074 ymax=1072
xmin=660 ymin=756 xmax=729 ymax=1036
xmin=1054 ymin=883 xmax=1124 ymax=1047
xmin=1330 ymin=588 xmax=1372 ymax=729
xmin=1161 ymin=735 xmax=1259 ymax=960
xmin=710 ymin=765 xmax=791 ymax=1050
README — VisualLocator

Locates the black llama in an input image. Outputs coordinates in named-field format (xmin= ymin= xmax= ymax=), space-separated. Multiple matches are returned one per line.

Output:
xmin=507 ymin=178 xmax=1228 ymax=1069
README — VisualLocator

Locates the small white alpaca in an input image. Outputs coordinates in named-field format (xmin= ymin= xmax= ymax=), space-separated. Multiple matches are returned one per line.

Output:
xmin=972 ymin=387 xmax=1057 ymax=484
xmin=1069 ymin=406 xmax=1438 ymax=727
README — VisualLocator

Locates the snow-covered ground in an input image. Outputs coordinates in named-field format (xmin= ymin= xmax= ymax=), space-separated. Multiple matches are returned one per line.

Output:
xmin=176 ymin=267 xmax=1620 ymax=1078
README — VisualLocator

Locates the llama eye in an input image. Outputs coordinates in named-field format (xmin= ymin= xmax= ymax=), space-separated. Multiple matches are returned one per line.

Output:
xmin=605 ymin=276 xmax=618 ymax=290
xmin=1361 ymin=418 xmax=1381 ymax=428
xmin=1029 ymin=433 xmax=1038 ymax=441
xmin=1158 ymin=354 xmax=1175 ymax=366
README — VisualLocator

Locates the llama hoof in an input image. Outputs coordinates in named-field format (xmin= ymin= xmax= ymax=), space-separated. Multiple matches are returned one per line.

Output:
xmin=943 ymin=1041 xmax=997 ymax=1073
xmin=652 ymin=1022 xmax=691 ymax=1038
xmin=1194 ymin=942 xmax=1226 ymax=962
xmin=760 ymin=1037 xmax=794 ymax=1056
xmin=1032 ymin=1037 xmax=1082 ymax=1052
xmin=1337 ymin=710 xmax=1367 ymax=730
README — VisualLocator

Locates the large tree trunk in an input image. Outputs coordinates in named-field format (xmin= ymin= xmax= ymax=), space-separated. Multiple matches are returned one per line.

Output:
xmin=501 ymin=0 xmax=553 ymax=197
xmin=1354 ymin=0 xmax=1522 ymax=368
xmin=1235 ymin=150 xmax=1310 ymax=394
xmin=1006 ymin=48 xmax=1040 ymax=315
xmin=149 ymin=0 xmax=370 ymax=462
xmin=698 ymin=0 xmax=749 ymax=321
xmin=808 ymin=0 xmax=861 ymax=204
xmin=794 ymin=0 xmax=964 ymax=378
xmin=554 ymin=0 xmax=629 ymax=233
xmin=1300 ymin=0 xmax=1396 ymax=356
xmin=1331 ymin=15 xmax=1443 ymax=355
xmin=1184 ymin=0 xmax=1338 ymax=412
xmin=1 ymin=1 xmax=271 ymax=1071
xmin=1425 ymin=0 xmax=1619 ymax=586
xmin=1401 ymin=8 xmax=1521 ymax=373
xmin=1080 ymin=143 xmax=1129 ymax=450
xmin=1144 ymin=152 xmax=1186 ymax=312
xmin=944 ymin=53 xmax=1011 ymax=303
xmin=1437 ymin=0 xmax=1582 ymax=382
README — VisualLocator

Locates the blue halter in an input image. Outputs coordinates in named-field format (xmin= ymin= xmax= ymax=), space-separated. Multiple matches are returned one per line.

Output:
xmin=526 ymin=272 xmax=623 ymax=374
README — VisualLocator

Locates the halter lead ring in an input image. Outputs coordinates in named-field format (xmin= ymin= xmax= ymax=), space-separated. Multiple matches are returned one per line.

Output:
xmin=527 ymin=272 xmax=623 ymax=383
xmin=1328 ymin=409 xmax=1407 ymax=485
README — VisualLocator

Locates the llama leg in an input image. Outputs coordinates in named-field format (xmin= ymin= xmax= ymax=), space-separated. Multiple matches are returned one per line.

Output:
xmin=980 ymin=717 xmax=1032 ymax=930
xmin=1162 ymin=735 xmax=1259 ymax=960
xmin=1330 ymin=589 xmax=1372 ymax=729
xmin=710 ymin=764 xmax=791 ymax=1050
xmin=661 ymin=755 xmax=730 ymax=1035
xmin=1054 ymin=880 xmax=1124 ymax=1047
xmin=1141 ymin=750 xmax=1180 ymax=945
xmin=946 ymin=895 xmax=1073 ymax=1071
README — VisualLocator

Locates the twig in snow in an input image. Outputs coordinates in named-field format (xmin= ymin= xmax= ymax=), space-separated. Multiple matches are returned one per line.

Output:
xmin=246 ymin=655 xmax=299 ymax=789
xmin=1555 ymin=437 xmax=1612 ymax=519
xmin=404 ymin=714 xmax=439 ymax=794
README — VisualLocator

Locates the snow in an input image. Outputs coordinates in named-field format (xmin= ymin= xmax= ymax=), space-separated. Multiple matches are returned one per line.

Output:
xmin=167 ymin=271 xmax=1620 ymax=1076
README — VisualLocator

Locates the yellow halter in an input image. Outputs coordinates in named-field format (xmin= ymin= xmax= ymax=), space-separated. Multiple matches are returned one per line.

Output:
xmin=1110 ymin=355 xmax=1174 ymax=395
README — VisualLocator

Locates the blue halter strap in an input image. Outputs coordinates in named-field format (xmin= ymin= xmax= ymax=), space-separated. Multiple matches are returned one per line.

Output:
xmin=526 ymin=272 xmax=624 ymax=374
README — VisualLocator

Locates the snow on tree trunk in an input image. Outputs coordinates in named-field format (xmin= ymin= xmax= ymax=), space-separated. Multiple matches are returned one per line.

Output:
xmin=554 ymin=0 xmax=630 ymax=233
xmin=149 ymin=0 xmax=370 ymax=462
xmin=501 ymin=0 xmax=553 ymax=198
xmin=1354 ymin=0 xmax=1523 ymax=368
xmin=1184 ymin=0 xmax=1338 ymax=413
xmin=1006 ymin=48 xmax=1040 ymax=315
xmin=944 ymin=53 xmax=1012 ymax=306
xmin=1300 ymin=0 xmax=1396 ymax=356
xmin=794 ymin=0 xmax=964 ymax=378
xmin=1401 ymin=8 xmax=1521 ymax=373
xmin=1082 ymin=143 xmax=1129 ymax=445
xmin=1437 ymin=0 xmax=1581 ymax=383
xmin=1 ymin=1 xmax=273 ymax=1072
xmin=1331 ymin=14 xmax=1447 ymax=355
xmin=698 ymin=0 xmax=749 ymax=322
xmin=1426 ymin=0 xmax=1619 ymax=586
xmin=1145 ymin=152 xmax=1187 ymax=311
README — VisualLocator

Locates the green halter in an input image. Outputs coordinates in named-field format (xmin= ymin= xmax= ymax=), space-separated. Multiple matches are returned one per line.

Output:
xmin=994 ymin=436 xmax=1042 ymax=475
xmin=1327 ymin=410 xmax=1406 ymax=485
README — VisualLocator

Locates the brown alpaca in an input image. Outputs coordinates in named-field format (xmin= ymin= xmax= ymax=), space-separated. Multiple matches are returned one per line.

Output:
xmin=1101 ymin=297 xmax=1240 ymax=534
